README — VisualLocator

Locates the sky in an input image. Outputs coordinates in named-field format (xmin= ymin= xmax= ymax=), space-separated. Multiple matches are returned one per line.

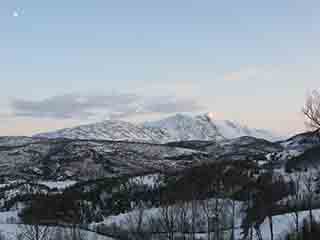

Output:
xmin=0 ymin=0 xmax=320 ymax=136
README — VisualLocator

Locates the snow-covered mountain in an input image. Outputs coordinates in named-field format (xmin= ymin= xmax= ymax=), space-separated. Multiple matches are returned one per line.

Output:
xmin=36 ymin=113 xmax=281 ymax=142
xmin=0 ymin=136 xmax=208 ymax=180
xmin=0 ymin=135 xmax=284 ymax=181
xmin=36 ymin=120 xmax=174 ymax=143
xmin=279 ymin=131 xmax=320 ymax=151
xmin=144 ymin=113 xmax=280 ymax=142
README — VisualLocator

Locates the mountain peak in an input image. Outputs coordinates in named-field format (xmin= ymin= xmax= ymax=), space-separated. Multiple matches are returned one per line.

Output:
xmin=205 ymin=112 xmax=215 ymax=120
xmin=36 ymin=113 xmax=281 ymax=142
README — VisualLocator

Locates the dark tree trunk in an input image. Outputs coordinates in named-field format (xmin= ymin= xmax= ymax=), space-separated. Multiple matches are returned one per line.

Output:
xmin=35 ymin=225 xmax=39 ymax=240
xmin=295 ymin=211 xmax=299 ymax=238
xmin=255 ymin=224 xmax=263 ymax=240
xmin=230 ymin=199 xmax=235 ymax=240
xmin=268 ymin=215 xmax=274 ymax=240
xmin=309 ymin=198 xmax=313 ymax=233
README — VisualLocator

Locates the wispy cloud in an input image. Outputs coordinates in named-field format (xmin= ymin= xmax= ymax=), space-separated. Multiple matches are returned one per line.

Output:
xmin=11 ymin=93 xmax=203 ymax=120
xmin=223 ymin=66 xmax=261 ymax=81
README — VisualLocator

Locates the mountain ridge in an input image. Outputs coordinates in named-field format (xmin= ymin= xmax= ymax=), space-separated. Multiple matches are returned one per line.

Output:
xmin=35 ymin=113 xmax=281 ymax=142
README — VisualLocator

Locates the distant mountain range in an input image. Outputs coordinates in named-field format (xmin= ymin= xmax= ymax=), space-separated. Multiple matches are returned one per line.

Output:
xmin=35 ymin=113 xmax=281 ymax=142
xmin=0 ymin=131 xmax=318 ymax=181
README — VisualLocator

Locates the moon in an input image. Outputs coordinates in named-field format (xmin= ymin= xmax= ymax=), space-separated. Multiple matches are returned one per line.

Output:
xmin=13 ymin=11 xmax=19 ymax=17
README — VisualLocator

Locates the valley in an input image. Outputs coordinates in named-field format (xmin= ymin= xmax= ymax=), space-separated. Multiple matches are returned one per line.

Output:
xmin=0 ymin=114 xmax=319 ymax=240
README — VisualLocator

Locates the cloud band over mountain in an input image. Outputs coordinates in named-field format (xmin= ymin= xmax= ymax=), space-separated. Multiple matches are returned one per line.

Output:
xmin=11 ymin=93 xmax=204 ymax=120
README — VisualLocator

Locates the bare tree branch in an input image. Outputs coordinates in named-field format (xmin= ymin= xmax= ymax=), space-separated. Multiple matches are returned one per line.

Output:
xmin=302 ymin=90 xmax=320 ymax=132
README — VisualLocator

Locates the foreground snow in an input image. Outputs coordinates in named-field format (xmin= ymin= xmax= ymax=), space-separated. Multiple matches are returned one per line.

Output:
xmin=38 ymin=180 xmax=77 ymax=190
xmin=232 ymin=209 xmax=320 ymax=240
xmin=0 ymin=211 xmax=114 ymax=240
xmin=98 ymin=203 xmax=320 ymax=240
xmin=0 ymin=224 xmax=114 ymax=240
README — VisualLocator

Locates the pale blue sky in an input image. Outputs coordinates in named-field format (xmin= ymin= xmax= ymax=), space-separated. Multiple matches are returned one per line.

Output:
xmin=0 ymin=0 xmax=320 ymax=135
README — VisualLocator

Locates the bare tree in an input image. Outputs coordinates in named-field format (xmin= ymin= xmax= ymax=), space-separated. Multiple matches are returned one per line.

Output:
xmin=201 ymin=198 xmax=230 ymax=240
xmin=230 ymin=200 xmax=237 ymax=240
xmin=242 ymin=173 xmax=289 ymax=240
xmin=158 ymin=204 xmax=177 ymax=240
xmin=303 ymin=90 xmax=320 ymax=132
xmin=200 ymin=199 xmax=213 ymax=240
xmin=62 ymin=227 xmax=88 ymax=240
xmin=175 ymin=201 xmax=190 ymax=240
xmin=51 ymin=228 xmax=64 ymax=240
xmin=0 ymin=231 xmax=7 ymax=240
xmin=287 ymin=171 xmax=303 ymax=238
xmin=302 ymin=170 xmax=317 ymax=230
xmin=16 ymin=225 xmax=52 ymax=240
xmin=125 ymin=201 xmax=151 ymax=240
xmin=190 ymin=200 xmax=201 ymax=240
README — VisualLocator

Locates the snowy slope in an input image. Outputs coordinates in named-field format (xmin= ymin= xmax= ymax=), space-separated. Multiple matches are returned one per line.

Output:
xmin=0 ymin=223 xmax=114 ymax=240
xmin=0 ymin=137 xmax=208 ymax=180
xmin=95 ymin=199 xmax=320 ymax=240
xmin=36 ymin=120 xmax=174 ymax=143
xmin=36 ymin=113 xmax=280 ymax=143
xmin=144 ymin=113 xmax=281 ymax=142
xmin=144 ymin=114 xmax=221 ymax=141
xmin=279 ymin=131 xmax=320 ymax=151
xmin=269 ymin=131 xmax=320 ymax=163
